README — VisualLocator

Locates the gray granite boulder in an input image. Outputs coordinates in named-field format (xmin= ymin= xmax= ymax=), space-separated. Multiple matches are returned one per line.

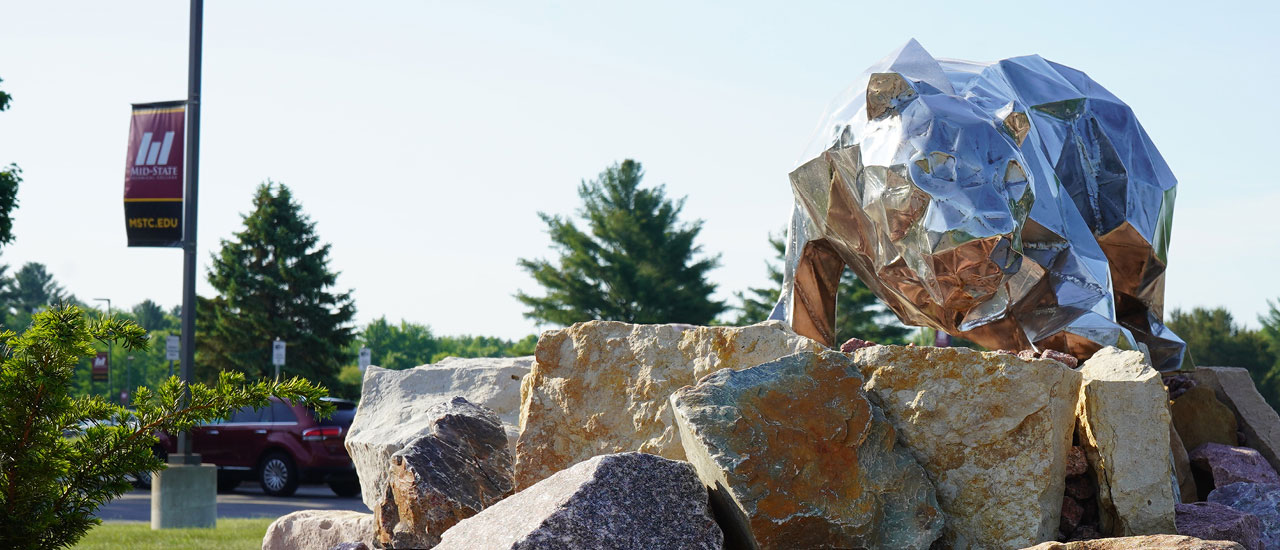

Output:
xmin=1176 ymin=502 xmax=1262 ymax=550
xmin=346 ymin=356 xmax=530 ymax=511
xmin=670 ymin=350 xmax=942 ymax=549
xmin=1208 ymin=482 xmax=1280 ymax=549
xmin=376 ymin=397 xmax=514 ymax=549
xmin=434 ymin=452 xmax=721 ymax=550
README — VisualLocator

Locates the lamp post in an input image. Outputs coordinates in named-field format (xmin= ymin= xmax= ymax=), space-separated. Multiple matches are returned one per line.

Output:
xmin=94 ymin=298 xmax=113 ymax=399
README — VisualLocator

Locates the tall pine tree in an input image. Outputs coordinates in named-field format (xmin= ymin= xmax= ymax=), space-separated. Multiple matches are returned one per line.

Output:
xmin=517 ymin=160 xmax=724 ymax=326
xmin=198 ymin=182 xmax=355 ymax=388
xmin=733 ymin=232 xmax=911 ymax=345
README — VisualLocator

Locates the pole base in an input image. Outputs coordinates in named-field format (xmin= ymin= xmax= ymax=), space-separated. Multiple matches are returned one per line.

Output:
xmin=151 ymin=462 xmax=216 ymax=529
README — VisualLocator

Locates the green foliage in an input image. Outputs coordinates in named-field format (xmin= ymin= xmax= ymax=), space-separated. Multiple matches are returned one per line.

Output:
xmin=351 ymin=318 xmax=536 ymax=370
xmin=731 ymin=231 xmax=911 ymax=345
xmin=0 ymin=262 xmax=76 ymax=330
xmin=517 ymin=160 xmax=724 ymax=326
xmin=131 ymin=299 xmax=176 ymax=333
xmin=0 ymin=77 xmax=19 ymax=248
xmin=198 ymin=182 xmax=356 ymax=389
xmin=0 ymin=306 xmax=331 ymax=550
xmin=1168 ymin=307 xmax=1275 ymax=370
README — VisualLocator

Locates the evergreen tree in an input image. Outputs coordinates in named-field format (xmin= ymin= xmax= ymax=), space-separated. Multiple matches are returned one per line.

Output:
xmin=198 ymin=182 xmax=355 ymax=389
xmin=0 ymin=78 xmax=21 ymax=248
xmin=130 ymin=299 xmax=173 ymax=332
xmin=516 ymin=160 xmax=724 ymax=325
xmin=732 ymin=232 xmax=911 ymax=345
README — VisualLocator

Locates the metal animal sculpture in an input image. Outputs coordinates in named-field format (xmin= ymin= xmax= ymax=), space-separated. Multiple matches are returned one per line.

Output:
xmin=771 ymin=40 xmax=1184 ymax=370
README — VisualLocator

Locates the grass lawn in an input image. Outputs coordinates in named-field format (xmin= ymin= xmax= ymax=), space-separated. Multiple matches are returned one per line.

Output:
xmin=73 ymin=518 xmax=273 ymax=550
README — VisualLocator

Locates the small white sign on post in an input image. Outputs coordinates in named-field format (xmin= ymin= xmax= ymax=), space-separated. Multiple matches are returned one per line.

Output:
xmin=272 ymin=339 xmax=286 ymax=366
xmin=358 ymin=347 xmax=371 ymax=371
xmin=165 ymin=335 xmax=180 ymax=361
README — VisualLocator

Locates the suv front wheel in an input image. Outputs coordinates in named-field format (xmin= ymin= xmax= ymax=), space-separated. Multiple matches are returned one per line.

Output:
xmin=258 ymin=452 xmax=299 ymax=497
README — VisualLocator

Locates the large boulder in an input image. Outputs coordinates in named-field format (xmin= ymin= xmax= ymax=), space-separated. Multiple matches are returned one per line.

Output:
xmin=852 ymin=345 xmax=1082 ymax=550
xmin=262 ymin=510 xmax=375 ymax=550
xmin=1176 ymin=501 xmax=1263 ymax=550
xmin=376 ymin=397 xmax=514 ymax=549
xmin=1190 ymin=443 xmax=1280 ymax=490
xmin=514 ymin=320 xmax=821 ymax=488
xmin=1191 ymin=367 xmax=1280 ymax=475
xmin=670 ymin=350 xmax=943 ymax=549
xmin=1020 ymin=535 xmax=1245 ymax=549
xmin=347 ymin=356 xmax=529 ymax=510
xmin=434 ymin=452 xmax=722 ymax=550
xmin=1172 ymin=424 xmax=1199 ymax=503
xmin=1208 ymin=482 xmax=1280 ymax=549
xmin=1172 ymin=385 xmax=1239 ymax=454
xmin=1075 ymin=347 xmax=1177 ymax=535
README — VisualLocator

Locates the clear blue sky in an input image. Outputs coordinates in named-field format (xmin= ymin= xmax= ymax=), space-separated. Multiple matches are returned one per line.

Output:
xmin=0 ymin=1 xmax=1276 ymax=339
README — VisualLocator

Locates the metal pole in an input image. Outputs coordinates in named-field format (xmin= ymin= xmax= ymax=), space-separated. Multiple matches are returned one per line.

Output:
xmin=175 ymin=0 xmax=202 ymax=464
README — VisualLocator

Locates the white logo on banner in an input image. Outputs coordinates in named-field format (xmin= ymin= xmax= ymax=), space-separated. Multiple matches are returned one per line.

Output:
xmin=134 ymin=131 xmax=175 ymax=166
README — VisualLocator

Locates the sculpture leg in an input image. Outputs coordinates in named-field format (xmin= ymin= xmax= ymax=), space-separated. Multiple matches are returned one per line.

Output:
xmin=790 ymin=239 xmax=845 ymax=348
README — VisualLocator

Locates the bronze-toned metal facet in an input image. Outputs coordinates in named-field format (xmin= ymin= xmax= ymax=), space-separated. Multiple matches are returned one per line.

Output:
xmin=771 ymin=40 xmax=1185 ymax=370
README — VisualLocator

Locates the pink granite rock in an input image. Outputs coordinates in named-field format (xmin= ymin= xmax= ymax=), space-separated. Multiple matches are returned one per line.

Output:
xmin=1176 ymin=502 xmax=1262 ymax=550
xmin=1191 ymin=443 xmax=1280 ymax=488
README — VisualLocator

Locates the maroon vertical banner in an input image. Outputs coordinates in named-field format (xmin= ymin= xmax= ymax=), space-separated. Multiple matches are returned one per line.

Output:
xmin=91 ymin=352 xmax=109 ymax=382
xmin=124 ymin=101 xmax=186 ymax=247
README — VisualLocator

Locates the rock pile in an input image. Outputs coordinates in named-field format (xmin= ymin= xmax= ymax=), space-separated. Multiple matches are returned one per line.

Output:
xmin=263 ymin=322 xmax=1280 ymax=550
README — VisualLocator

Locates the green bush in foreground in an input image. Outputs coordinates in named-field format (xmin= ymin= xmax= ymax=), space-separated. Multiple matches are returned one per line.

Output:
xmin=73 ymin=518 xmax=274 ymax=550
xmin=0 ymin=306 xmax=332 ymax=550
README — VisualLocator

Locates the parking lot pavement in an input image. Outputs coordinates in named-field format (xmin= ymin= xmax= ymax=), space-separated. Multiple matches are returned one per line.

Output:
xmin=95 ymin=484 xmax=369 ymax=522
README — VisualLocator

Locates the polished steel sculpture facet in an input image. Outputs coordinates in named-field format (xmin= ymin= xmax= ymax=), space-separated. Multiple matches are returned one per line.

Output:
xmin=771 ymin=39 xmax=1185 ymax=370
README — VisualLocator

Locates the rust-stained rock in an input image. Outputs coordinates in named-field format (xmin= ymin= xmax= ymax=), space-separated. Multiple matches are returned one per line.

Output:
xmin=514 ymin=320 xmax=821 ymax=488
xmin=1020 ymin=534 xmax=1246 ymax=549
xmin=376 ymin=397 xmax=513 ymax=549
xmin=1190 ymin=367 xmax=1280 ymax=475
xmin=670 ymin=350 xmax=942 ymax=549
xmin=1172 ymin=385 xmax=1239 ymax=453
xmin=853 ymin=345 xmax=1082 ymax=550
xmin=1075 ymin=347 xmax=1177 ymax=536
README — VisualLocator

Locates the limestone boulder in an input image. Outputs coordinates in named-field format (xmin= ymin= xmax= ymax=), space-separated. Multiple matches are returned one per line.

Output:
xmin=1020 ymin=535 xmax=1245 ymax=549
xmin=1191 ymin=367 xmax=1280 ymax=475
xmin=434 ymin=452 xmax=722 ymax=550
xmin=1172 ymin=385 xmax=1239 ymax=454
xmin=1075 ymin=347 xmax=1177 ymax=535
xmin=852 ymin=345 xmax=1082 ymax=550
xmin=376 ymin=397 xmax=513 ymax=549
xmin=262 ymin=510 xmax=375 ymax=550
xmin=347 ymin=356 xmax=529 ymax=510
xmin=1208 ymin=482 xmax=1280 ymax=549
xmin=1176 ymin=501 xmax=1263 ymax=550
xmin=514 ymin=320 xmax=821 ymax=488
xmin=670 ymin=350 xmax=943 ymax=549
xmin=1190 ymin=443 xmax=1280 ymax=489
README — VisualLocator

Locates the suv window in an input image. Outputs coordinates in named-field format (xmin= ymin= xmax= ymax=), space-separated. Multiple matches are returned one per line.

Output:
xmin=270 ymin=401 xmax=298 ymax=424
xmin=314 ymin=400 xmax=357 ymax=427
xmin=230 ymin=406 xmax=266 ymax=423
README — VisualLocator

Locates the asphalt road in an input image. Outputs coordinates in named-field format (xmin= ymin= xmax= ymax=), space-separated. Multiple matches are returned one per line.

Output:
xmin=95 ymin=483 xmax=368 ymax=522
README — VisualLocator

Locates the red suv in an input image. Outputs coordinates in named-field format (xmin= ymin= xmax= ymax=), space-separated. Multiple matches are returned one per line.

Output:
xmin=155 ymin=397 xmax=359 ymax=497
